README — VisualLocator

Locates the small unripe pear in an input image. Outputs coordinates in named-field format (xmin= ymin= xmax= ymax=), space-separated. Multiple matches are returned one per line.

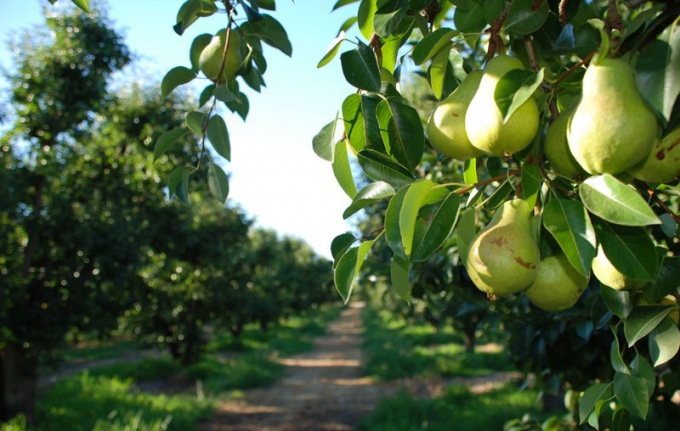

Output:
xmin=524 ymin=254 xmax=589 ymax=311
xmin=628 ymin=127 xmax=680 ymax=183
xmin=465 ymin=198 xmax=540 ymax=297
xmin=427 ymin=71 xmax=485 ymax=160
xmin=199 ymin=28 xmax=244 ymax=83
xmin=465 ymin=55 xmax=540 ymax=156
xmin=567 ymin=58 xmax=658 ymax=175
xmin=592 ymin=245 xmax=645 ymax=291
xmin=544 ymin=111 xmax=587 ymax=180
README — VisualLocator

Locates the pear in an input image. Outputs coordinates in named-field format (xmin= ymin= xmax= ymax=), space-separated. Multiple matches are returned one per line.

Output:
xmin=465 ymin=198 xmax=540 ymax=297
xmin=591 ymin=245 xmax=646 ymax=291
xmin=567 ymin=58 xmax=658 ymax=175
xmin=199 ymin=28 xmax=244 ymax=83
xmin=427 ymin=71 xmax=485 ymax=160
xmin=628 ymin=126 xmax=680 ymax=183
xmin=524 ymin=254 xmax=589 ymax=311
xmin=544 ymin=111 xmax=587 ymax=180
xmin=465 ymin=55 xmax=540 ymax=157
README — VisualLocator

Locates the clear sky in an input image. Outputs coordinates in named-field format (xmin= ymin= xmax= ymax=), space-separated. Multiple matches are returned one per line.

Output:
xmin=0 ymin=0 xmax=361 ymax=259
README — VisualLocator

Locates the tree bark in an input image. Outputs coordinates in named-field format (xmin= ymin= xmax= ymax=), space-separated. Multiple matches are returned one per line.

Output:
xmin=0 ymin=344 xmax=37 ymax=425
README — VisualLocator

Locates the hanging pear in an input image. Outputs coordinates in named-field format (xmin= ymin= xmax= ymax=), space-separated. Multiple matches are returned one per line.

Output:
xmin=427 ymin=71 xmax=484 ymax=160
xmin=199 ymin=28 xmax=244 ymax=84
xmin=567 ymin=58 xmax=658 ymax=175
xmin=465 ymin=55 xmax=540 ymax=157
xmin=465 ymin=198 xmax=540 ymax=297
xmin=524 ymin=253 xmax=589 ymax=311
xmin=544 ymin=111 xmax=587 ymax=180
xmin=591 ymin=245 xmax=646 ymax=291
xmin=628 ymin=126 xmax=680 ymax=183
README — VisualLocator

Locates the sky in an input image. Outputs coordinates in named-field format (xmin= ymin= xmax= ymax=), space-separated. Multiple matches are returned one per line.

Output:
xmin=0 ymin=0 xmax=361 ymax=259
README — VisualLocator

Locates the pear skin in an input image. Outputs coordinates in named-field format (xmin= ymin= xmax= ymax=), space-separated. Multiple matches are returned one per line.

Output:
xmin=567 ymin=58 xmax=658 ymax=175
xmin=465 ymin=199 xmax=540 ymax=297
xmin=628 ymin=126 xmax=680 ymax=183
xmin=524 ymin=254 xmax=589 ymax=311
xmin=427 ymin=71 xmax=485 ymax=160
xmin=592 ymin=245 xmax=646 ymax=291
xmin=465 ymin=55 xmax=540 ymax=157
xmin=199 ymin=28 xmax=244 ymax=83
xmin=544 ymin=111 xmax=587 ymax=180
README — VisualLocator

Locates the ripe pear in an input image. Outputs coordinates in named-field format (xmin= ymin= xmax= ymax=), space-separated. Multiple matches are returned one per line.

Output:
xmin=199 ymin=28 xmax=244 ymax=83
xmin=567 ymin=58 xmax=658 ymax=175
xmin=465 ymin=198 xmax=540 ymax=297
xmin=544 ymin=111 xmax=587 ymax=180
xmin=427 ymin=71 xmax=485 ymax=160
xmin=524 ymin=254 xmax=589 ymax=311
xmin=465 ymin=55 xmax=540 ymax=157
xmin=628 ymin=126 xmax=680 ymax=183
xmin=591 ymin=245 xmax=646 ymax=290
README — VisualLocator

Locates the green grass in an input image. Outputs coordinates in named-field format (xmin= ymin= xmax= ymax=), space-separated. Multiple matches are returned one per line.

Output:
xmin=358 ymin=384 xmax=543 ymax=431
xmin=362 ymin=307 xmax=512 ymax=381
xmin=87 ymin=358 xmax=181 ymax=382
xmin=58 ymin=339 xmax=144 ymax=364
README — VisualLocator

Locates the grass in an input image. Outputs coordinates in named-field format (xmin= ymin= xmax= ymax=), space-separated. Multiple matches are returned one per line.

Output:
xmin=358 ymin=384 xmax=543 ymax=431
xmin=362 ymin=307 xmax=512 ymax=381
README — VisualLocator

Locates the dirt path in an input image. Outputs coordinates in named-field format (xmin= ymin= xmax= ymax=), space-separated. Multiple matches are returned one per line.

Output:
xmin=199 ymin=302 xmax=518 ymax=431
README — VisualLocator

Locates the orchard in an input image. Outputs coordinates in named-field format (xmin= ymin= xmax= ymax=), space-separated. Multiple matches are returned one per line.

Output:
xmin=3 ymin=0 xmax=680 ymax=430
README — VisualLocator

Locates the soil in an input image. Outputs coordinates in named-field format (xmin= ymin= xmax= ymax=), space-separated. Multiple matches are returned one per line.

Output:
xmin=198 ymin=301 xmax=519 ymax=431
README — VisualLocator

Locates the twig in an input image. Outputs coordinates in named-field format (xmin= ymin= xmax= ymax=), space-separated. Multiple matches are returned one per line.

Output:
xmin=552 ymin=50 xmax=596 ymax=86
xmin=369 ymin=33 xmax=383 ymax=69
xmin=637 ymin=182 xmax=680 ymax=225
xmin=487 ymin=2 xmax=512 ymax=60
xmin=558 ymin=0 xmax=569 ymax=26
xmin=452 ymin=169 xmax=522 ymax=196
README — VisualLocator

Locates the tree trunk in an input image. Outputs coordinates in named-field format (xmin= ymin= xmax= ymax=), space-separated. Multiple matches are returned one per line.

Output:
xmin=0 ymin=344 xmax=38 ymax=425
xmin=463 ymin=327 xmax=476 ymax=353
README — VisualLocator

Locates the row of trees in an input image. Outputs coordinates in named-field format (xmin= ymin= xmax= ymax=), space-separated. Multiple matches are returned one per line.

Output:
xmin=0 ymin=5 xmax=335 ymax=425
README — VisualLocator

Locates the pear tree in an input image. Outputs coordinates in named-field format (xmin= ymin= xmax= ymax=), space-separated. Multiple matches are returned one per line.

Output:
xmin=61 ymin=0 xmax=680 ymax=428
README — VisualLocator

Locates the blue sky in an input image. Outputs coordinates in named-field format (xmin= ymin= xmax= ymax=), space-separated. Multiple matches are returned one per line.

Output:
xmin=0 ymin=0 xmax=361 ymax=259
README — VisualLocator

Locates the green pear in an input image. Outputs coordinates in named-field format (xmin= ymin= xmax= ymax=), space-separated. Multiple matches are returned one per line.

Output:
xmin=524 ymin=254 xmax=589 ymax=311
xmin=465 ymin=55 xmax=540 ymax=157
xmin=465 ymin=198 xmax=540 ymax=297
xmin=427 ymin=71 xmax=485 ymax=160
xmin=628 ymin=126 xmax=680 ymax=183
xmin=544 ymin=111 xmax=587 ymax=180
xmin=567 ymin=58 xmax=658 ymax=175
xmin=199 ymin=28 xmax=244 ymax=83
xmin=591 ymin=245 xmax=645 ymax=291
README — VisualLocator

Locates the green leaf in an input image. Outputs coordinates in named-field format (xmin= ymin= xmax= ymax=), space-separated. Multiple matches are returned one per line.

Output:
xmin=624 ymin=305 xmax=674 ymax=347
xmin=542 ymin=199 xmax=596 ymax=277
xmin=601 ymin=284 xmax=632 ymax=319
xmin=333 ymin=140 xmax=358 ymax=199
xmin=251 ymin=0 xmax=276 ymax=10
xmin=428 ymin=42 xmax=453 ymax=100
xmin=313 ymin=117 xmax=338 ymax=162
xmin=318 ymin=34 xmax=346 ymax=68
xmin=463 ymin=159 xmax=477 ymax=185
xmin=649 ymin=255 xmax=680 ymax=301
xmin=613 ymin=372 xmax=649 ymax=419
xmin=167 ymin=166 xmax=191 ymax=204
xmin=376 ymin=97 xmax=424 ymax=171
xmin=357 ymin=0 xmax=378 ymax=40
xmin=610 ymin=334 xmax=629 ymax=374
xmin=331 ymin=233 xmax=357 ymax=264
xmin=343 ymin=181 xmax=395 ymax=219
xmin=208 ymin=162 xmax=230 ymax=204
xmin=199 ymin=84 xmax=216 ymax=107
xmin=611 ymin=407 xmax=631 ymax=431
xmin=185 ymin=111 xmax=205 ymax=135
xmin=391 ymin=254 xmax=411 ymax=301
xmin=241 ymin=15 xmax=292 ymax=56
xmin=412 ymin=27 xmax=457 ymax=65
xmin=357 ymin=149 xmax=415 ymax=188
xmin=504 ymin=0 xmax=550 ymax=35
xmin=412 ymin=192 xmax=461 ymax=262
xmin=161 ymin=66 xmax=196 ymax=98
xmin=595 ymin=221 xmax=658 ymax=282
xmin=206 ymin=115 xmax=231 ymax=161
xmin=190 ymin=34 xmax=212 ymax=72
xmin=649 ymin=317 xmax=680 ymax=366
xmin=494 ymin=68 xmax=544 ymax=123
xmin=333 ymin=0 xmax=360 ymax=11
xmin=334 ymin=239 xmax=375 ymax=303
xmin=453 ymin=0 xmax=486 ymax=34
xmin=579 ymin=383 xmax=613 ymax=425
xmin=456 ymin=207 xmax=476 ymax=264
xmin=70 ymin=0 xmax=90 ymax=12
xmin=399 ymin=180 xmax=444 ymax=257
xmin=579 ymin=174 xmax=660 ymax=226
xmin=154 ymin=127 xmax=189 ymax=162
xmin=630 ymin=354 xmax=656 ymax=396
xmin=341 ymin=43 xmax=381 ymax=92
xmin=373 ymin=0 xmax=408 ymax=38
xmin=385 ymin=186 xmax=408 ymax=258
xmin=342 ymin=93 xmax=383 ymax=152
xmin=521 ymin=154 xmax=540 ymax=208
